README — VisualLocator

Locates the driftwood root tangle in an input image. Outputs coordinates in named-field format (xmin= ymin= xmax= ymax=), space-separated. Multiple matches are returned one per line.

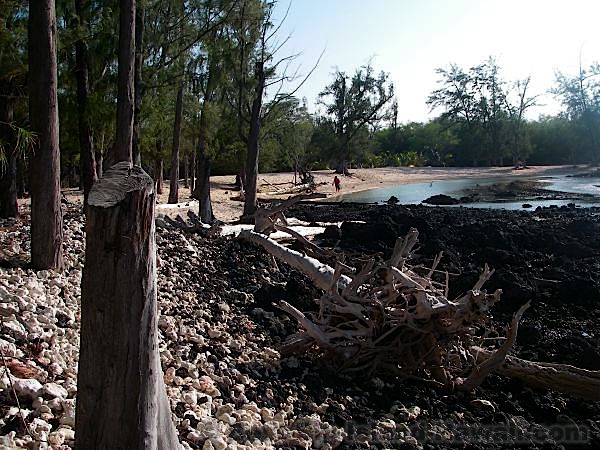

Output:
xmin=241 ymin=226 xmax=600 ymax=401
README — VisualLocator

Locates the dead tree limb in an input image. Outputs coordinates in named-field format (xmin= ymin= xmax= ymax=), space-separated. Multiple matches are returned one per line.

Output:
xmin=76 ymin=162 xmax=180 ymax=450
xmin=254 ymin=192 xmax=323 ymax=234
xmin=457 ymin=301 xmax=530 ymax=391
xmin=239 ymin=229 xmax=351 ymax=290
xmin=473 ymin=348 xmax=600 ymax=401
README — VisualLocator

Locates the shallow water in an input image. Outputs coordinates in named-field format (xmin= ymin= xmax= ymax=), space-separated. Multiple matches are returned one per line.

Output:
xmin=336 ymin=172 xmax=600 ymax=210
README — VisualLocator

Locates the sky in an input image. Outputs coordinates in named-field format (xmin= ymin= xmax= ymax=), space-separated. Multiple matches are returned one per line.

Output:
xmin=270 ymin=0 xmax=600 ymax=123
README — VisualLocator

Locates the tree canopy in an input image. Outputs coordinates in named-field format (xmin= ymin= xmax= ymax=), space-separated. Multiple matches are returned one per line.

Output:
xmin=1 ymin=2 xmax=599 ymax=222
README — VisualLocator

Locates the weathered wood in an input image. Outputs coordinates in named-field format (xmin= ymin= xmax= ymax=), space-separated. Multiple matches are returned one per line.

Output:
xmin=239 ymin=229 xmax=351 ymax=291
xmin=28 ymin=0 xmax=64 ymax=270
xmin=253 ymin=193 xmax=322 ymax=234
xmin=473 ymin=347 xmax=600 ymax=401
xmin=76 ymin=162 xmax=180 ymax=450
xmin=458 ymin=301 xmax=530 ymax=391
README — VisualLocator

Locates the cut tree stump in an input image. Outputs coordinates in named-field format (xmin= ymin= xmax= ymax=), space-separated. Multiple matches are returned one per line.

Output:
xmin=76 ymin=162 xmax=180 ymax=450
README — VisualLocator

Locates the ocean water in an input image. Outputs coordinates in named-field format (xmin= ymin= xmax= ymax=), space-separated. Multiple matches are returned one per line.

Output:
xmin=335 ymin=172 xmax=600 ymax=210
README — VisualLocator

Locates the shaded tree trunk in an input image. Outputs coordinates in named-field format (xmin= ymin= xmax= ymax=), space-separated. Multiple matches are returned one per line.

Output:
xmin=195 ymin=148 xmax=213 ymax=223
xmin=154 ymin=155 xmax=163 ymax=195
xmin=17 ymin=155 xmax=26 ymax=197
xmin=167 ymin=81 xmax=183 ymax=204
xmin=243 ymin=61 xmax=265 ymax=218
xmin=75 ymin=162 xmax=180 ymax=450
xmin=28 ymin=0 xmax=63 ymax=270
xmin=113 ymin=0 xmax=135 ymax=165
xmin=96 ymin=151 xmax=103 ymax=178
xmin=189 ymin=150 xmax=195 ymax=195
xmin=192 ymin=52 xmax=217 ymax=221
xmin=235 ymin=171 xmax=244 ymax=191
xmin=0 ymin=94 xmax=18 ymax=218
xmin=74 ymin=0 xmax=97 ymax=208
xmin=183 ymin=154 xmax=189 ymax=189
xmin=132 ymin=2 xmax=145 ymax=166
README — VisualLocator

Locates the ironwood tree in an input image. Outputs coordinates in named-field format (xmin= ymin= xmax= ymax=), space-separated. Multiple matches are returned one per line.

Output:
xmin=232 ymin=0 xmax=320 ymax=218
xmin=28 ymin=0 xmax=64 ymax=270
xmin=113 ymin=0 xmax=135 ymax=164
xmin=0 ymin=1 xmax=27 ymax=219
xmin=74 ymin=0 xmax=98 ymax=204
xmin=0 ymin=92 xmax=18 ymax=218
xmin=319 ymin=63 xmax=395 ymax=175
xmin=553 ymin=63 xmax=600 ymax=163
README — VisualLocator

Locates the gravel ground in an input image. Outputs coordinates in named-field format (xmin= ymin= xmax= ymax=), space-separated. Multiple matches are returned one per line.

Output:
xmin=0 ymin=202 xmax=599 ymax=449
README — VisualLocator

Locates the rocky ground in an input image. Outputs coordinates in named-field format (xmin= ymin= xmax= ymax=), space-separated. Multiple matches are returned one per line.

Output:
xmin=0 ymin=202 xmax=599 ymax=449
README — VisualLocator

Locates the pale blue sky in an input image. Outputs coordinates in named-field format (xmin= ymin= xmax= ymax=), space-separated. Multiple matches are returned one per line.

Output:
xmin=271 ymin=0 xmax=600 ymax=122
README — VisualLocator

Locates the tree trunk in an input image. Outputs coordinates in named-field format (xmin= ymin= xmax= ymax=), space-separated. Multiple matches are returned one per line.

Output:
xmin=75 ymin=162 xmax=180 ymax=450
xmin=68 ymin=161 xmax=76 ymax=187
xmin=183 ymin=154 xmax=189 ymax=189
xmin=243 ymin=61 xmax=265 ymax=218
xmin=113 ymin=0 xmax=135 ymax=165
xmin=196 ymin=149 xmax=213 ymax=223
xmin=74 ymin=0 xmax=97 ymax=208
xmin=96 ymin=151 xmax=103 ymax=178
xmin=235 ymin=172 xmax=244 ymax=191
xmin=17 ymin=155 xmax=26 ymax=197
xmin=192 ymin=51 xmax=217 ymax=219
xmin=154 ymin=156 xmax=163 ymax=195
xmin=28 ymin=0 xmax=63 ymax=270
xmin=0 ymin=93 xmax=18 ymax=218
xmin=168 ymin=81 xmax=183 ymax=204
xmin=132 ymin=2 xmax=145 ymax=166
xmin=189 ymin=150 xmax=195 ymax=195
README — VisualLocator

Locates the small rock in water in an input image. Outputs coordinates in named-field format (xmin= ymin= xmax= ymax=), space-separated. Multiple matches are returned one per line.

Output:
xmin=522 ymin=203 xmax=533 ymax=208
xmin=386 ymin=195 xmax=399 ymax=204
xmin=422 ymin=194 xmax=460 ymax=205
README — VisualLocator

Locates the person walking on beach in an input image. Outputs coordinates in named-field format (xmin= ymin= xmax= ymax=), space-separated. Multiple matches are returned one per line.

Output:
xmin=333 ymin=175 xmax=341 ymax=192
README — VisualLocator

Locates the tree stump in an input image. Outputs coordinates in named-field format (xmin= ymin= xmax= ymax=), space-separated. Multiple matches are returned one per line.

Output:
xmin=76 ymin=162 xmax=180 ymax=450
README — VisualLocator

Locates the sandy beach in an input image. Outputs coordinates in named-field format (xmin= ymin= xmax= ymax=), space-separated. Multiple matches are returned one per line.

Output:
xmin=157 ymin=165 xmax=564 ymax=222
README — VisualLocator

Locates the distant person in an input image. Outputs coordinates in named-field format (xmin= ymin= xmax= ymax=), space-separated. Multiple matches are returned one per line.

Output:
xmin=333 ymin=175 xmax=341 ymax=192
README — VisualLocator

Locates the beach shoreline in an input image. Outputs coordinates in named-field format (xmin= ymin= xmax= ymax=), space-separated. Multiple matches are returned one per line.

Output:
xmin=163 ymin=165 xmax=569 ymax=221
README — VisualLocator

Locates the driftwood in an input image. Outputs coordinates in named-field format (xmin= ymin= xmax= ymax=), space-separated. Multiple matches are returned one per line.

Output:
xmin=240 ymin=230 xmax=351 ymax=290
xmin=240 ymin=226 xmax=600 ymax=401
xmin=158 ymin=211 xmax=222 ymax=238
xmin=253 ymin=193 xmax=322 ymax=235
xmin=262 ymin=182 xmax=321 ymax=196
xmin=473 ymin=348 xmax=600 ymax=401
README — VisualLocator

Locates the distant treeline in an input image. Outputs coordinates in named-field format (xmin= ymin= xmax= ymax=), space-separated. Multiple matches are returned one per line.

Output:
xmin=2 ymin=0 xmax=599 ymax=201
